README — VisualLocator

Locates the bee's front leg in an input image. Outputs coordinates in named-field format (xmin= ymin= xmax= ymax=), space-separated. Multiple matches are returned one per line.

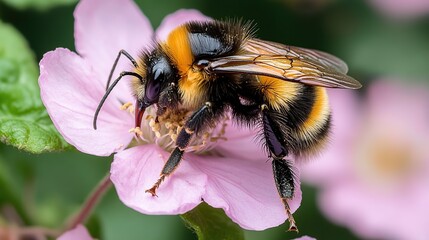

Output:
xmin=156 ymin=82 xmax=180 ymax=117
xmin=146 ymin=102 xmax=213 ymax=196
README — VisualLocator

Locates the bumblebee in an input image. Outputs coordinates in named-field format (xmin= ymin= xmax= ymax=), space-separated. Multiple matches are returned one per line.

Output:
xmin=93 ymin=20 xmax=361 ymax=231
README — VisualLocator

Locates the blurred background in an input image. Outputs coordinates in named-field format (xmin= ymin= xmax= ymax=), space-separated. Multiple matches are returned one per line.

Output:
xmin=0 ymin=0 xmax=428 ymax=239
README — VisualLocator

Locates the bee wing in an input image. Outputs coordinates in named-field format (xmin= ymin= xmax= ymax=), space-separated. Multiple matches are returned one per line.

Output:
xmin=245 ymin=39 xmax=350 ymax=74
xmin=208 ymin=38 xmax=361 ymax=89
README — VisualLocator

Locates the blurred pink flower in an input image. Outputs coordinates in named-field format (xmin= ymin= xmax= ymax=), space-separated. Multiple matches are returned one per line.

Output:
xmin=368 ymin=0 xmax=429 ymax=19
xmin=38 ymin=0 xmax=302 ymax=230
xmin=292 ymin=236 xmax=317 ymax=240
xmin=302 ymin=80 xmax=429 ymax=239
xmin=57 ymin=225 xmax=92 ymax=240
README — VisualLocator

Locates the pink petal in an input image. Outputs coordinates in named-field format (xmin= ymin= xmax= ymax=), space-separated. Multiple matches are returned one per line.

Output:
xmin=156 ymin=9 xmax=212 ymax=41
xmin=57 ymin=225 xmax=92 ymax=240
xmin=110 ymin=145 xmax=207 ymax=214
xmin=192 ymin=154 xmax=302 ymax=230
xmin=214 ymin=122 xmax=267 ymax=162
xmin=319 ymin=183 xmax=429 ymax=240
xmin=368 ymin=0 xmax=429 ymax=19
xmin=74 ymin=0 xmax=153 ymax=102
xmin=39 ymin=48 xmax=133 ymax=156
xmin=293 ymin=236 xmax=317 ymax=240
xmin=326 ymin=89 xmax=361 ymax=138
xmin=366 ymin=80 xmax=429 ymax=130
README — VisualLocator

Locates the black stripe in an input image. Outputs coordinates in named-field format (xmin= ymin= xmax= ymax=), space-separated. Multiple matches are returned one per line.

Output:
xmin=316 ymin=111 xmax=331 ymax=142
xmin=293 ymin=111 xmax=331 ymax=156
xmin=286 ymin=85 xmax=316 ymax=129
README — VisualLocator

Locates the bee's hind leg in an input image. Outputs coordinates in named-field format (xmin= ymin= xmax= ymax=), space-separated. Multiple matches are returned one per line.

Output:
xmin=272 ymin=158 xmax=298 ymax=232
xmin=261 ymin=105 xmax=298 ymax=232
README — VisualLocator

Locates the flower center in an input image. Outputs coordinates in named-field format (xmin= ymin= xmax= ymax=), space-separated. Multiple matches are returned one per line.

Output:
xmin=122 ymin=102 xmax=228 ymax=153
xmin=354 ymin=126 xmax=423 ymax=191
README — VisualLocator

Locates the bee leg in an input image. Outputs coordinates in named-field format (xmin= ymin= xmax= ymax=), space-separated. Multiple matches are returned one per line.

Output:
xmin=272 ymin=158 xmax=298 ymax=232
xmin=156 ymin=82 xmax=180 ymax=117
xmin=261 ymin=106 xmax=298 ymax=232
xmin=146 ymin=102 xmax=213 ymax=196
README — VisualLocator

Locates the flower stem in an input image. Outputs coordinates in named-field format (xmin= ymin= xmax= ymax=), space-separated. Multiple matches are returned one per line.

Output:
xmin=66 ymin=173 xmax=112 ymax=231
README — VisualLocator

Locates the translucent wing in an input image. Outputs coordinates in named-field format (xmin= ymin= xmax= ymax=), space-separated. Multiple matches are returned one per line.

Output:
xmin=208 ymin=38 xmax=361 ymax=89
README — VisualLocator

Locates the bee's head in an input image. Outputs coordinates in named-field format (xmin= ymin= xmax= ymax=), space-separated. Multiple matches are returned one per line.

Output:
xmin=93 ymin=50 xmax=175 ymax=131
xmin=134 ymin=51 xmax=176 ymax=129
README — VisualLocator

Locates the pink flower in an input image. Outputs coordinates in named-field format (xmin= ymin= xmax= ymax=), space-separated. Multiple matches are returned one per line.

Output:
xmin=57 ymin=225 xmax=92 ymax=240
xmin=292 ymin=236 xmax=317 ymax=240
xmin=39 ymin=0 xmax=302 ymax=230
xmin=302 ymin=80 xmax=429 ymax=239
xmin=368 ymin=0 xmax=429 ymax=20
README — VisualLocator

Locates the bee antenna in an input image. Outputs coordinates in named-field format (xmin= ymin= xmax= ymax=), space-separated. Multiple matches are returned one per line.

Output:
xmin=106 ymin=50 xmax=139 ymax=91
xmin=93 ymin=71 xmax=143 ymax=130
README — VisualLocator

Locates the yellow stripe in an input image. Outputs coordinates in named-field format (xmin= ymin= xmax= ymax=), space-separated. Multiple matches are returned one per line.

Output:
xmin=162 ymin=25 xmax=207 ymax=109
xmin=163 ymin=25 xmax=193 ymax=76
xmin=302 ymin=87 xmax=329 ymax=130
xmin=257 ymin=76 xmax=300 ymax=111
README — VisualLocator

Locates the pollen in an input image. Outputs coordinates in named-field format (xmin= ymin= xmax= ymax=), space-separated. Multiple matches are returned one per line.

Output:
xmin=129 ymin=127 xmax=143 ymax=137
xmin=147 ymin=116 xmax=161 ymax=138
xmin=122 ymin=102 xmax=228 ymax=153
xmin=120 ymin=102 xmax=134 ymax=113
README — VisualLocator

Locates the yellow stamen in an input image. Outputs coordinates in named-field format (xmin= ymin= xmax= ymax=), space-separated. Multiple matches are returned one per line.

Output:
xmin=124 ymin=103 xmax=228 ymax=153
xmin=120 ymin=102 xmax=134 ymax=113
xmin=129 ymin=127 xmax=143 ymax=137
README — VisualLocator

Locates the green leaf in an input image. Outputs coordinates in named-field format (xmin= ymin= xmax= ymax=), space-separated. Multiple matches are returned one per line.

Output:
xmin=181 ymin=203 xmax=245 ymax=240
xmin=0 ymin=0 xmax=77 ymax=11
xmin=0 ymin=20 xmax=69 ymax=153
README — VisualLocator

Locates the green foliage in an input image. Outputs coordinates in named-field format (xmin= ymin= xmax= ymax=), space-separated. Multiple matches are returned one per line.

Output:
xmin=0 ymin=21 xmax=69 ymax=153
xmin=0 ymin=0 xmax=77 ymax=11
xmin=340 ymin=23 xmax=429 ymax=80
xmin=0 ymin=159 xmax=32 ymax=224
xmin=181 ymin=203 xmax=245 ymax=240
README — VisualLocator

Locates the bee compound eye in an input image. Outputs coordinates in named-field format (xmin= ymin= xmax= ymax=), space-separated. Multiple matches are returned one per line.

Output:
xmin=146 ymin=80 xmax=161 ymax=102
